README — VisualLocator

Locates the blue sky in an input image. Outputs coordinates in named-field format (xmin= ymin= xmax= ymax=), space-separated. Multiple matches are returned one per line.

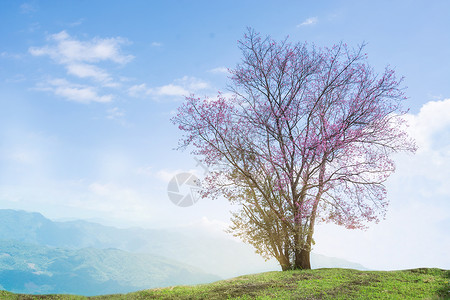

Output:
xmin=0 ymin=0 xmax=449 ymax=270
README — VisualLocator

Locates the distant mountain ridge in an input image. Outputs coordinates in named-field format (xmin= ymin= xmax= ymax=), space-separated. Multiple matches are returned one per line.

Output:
xmin=0 ymin=209 xmax=367 ymax=272
xmin=0 ymin=240 xmax=220 ymax=296
xmin=0 ymin=209 xmax=281 ymax=278
xmin=0 ymin=209 xmax=368 ymax=295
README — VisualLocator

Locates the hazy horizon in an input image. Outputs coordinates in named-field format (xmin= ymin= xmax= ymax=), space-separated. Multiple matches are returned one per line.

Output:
xmin=0 ymin=0 xmax=449 ymax=272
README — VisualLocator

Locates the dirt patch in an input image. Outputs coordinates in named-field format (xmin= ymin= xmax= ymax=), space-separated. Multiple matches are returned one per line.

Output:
xmin=15 ymin=295 xmax=59 ymax=300
xmin=290 ymin=273 xmax=322 ymax=281
xmin=349 ymin=274 xmax=381 ymax=286
xmin=282 ymin=272 xmax=322 ymax=289
xmin=209 ymin=281 xmax=273 ymax=298
xmin=315 ymin=274 xmax=380 ymax=299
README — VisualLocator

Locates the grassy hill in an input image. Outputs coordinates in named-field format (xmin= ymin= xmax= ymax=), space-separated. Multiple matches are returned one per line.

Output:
xmin=1 ymin=268 xmax=448 ymax=299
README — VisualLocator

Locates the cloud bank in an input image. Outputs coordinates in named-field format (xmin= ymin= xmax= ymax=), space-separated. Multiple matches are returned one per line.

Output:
xmin=29 ymin=31 xmax=133 ymax=103
xmin=129 ymin=76 xmax=210 ymax=100
xmin=314 ymin=98 xmax=450 ymax=270
xmin=297 ymin=17 xmax=318 ymax=27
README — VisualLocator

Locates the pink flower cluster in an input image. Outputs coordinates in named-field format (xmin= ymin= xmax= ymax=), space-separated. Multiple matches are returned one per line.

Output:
xmin=171 ymin=29 xmax=415 ymax=232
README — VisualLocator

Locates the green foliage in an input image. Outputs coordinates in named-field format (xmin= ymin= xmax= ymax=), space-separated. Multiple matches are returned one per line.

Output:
xmin=1 ymin=268 xmax=448 ymax=299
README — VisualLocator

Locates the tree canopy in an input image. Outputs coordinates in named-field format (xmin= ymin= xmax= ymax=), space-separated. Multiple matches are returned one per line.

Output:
xmin=172 ymin=29 xmax=416 ymax=270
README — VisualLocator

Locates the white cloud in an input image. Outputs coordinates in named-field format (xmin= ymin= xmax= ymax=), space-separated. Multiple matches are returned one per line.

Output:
xmin=29 ymin=31 xmax=133 ymax=90
xmin=193 ymin=216 xmax=229 ymax=231
xmin=297 ymin=17 xmax=318 ymax=27
xmin=20 ymin=2 xmax=37 ymax=14
xmin=220 ymin=92 xmax=237 ymax=101
xmin=148 ymin=76 xmax=209 ymax=97
xmin=26 ymin=22 xmax=41 ymax=33
xmin=89 ymin=182 xmax=138 ymax=199
xmin=37 ymin=78 xmax=113 ymax=103
xmin=129 ymin=76 xmax=210 ymax=99
xmin=0 ymin=130 xmax=58 ymax=185
xmin=155 ymin=169 xmax=185 ymax=183
xmin=136 ymin=165 xmax=153 ymax=176
xmin=128 ymin=83 xmax=148 ymax=97
xmin=176 ymin=76 xmax=209 ymax=90
xmin=29 ymin=31 xmax=133 ymax=64
xmin=154 ymin=168 xmax=200 ymax=183
xmin=393 ymin=98 xmax=450 ymax=198
xmin=0 ymin=180 xmax=158 ymax=228
xmin=66 ymin=63 xmax=111 ymax=83
xmin=314 ymin=98 xmax=450 ymax=270
xmin=155 ymin=84 xmax=189 ymax=97
xmin=151 ymin=42 xmax=162 ymax=47
xmin=0 ymin=51 xmax=22 ymax=59
xmin=403 ymin=98 xmax=450 ymax=151
xmin=106 ymin=107 xmax=125 ymax=120
xmin=68 ymin=19 xmax=84 ymax=27
xmin=208 ymin=67 xmax=228 ymax=74
xmin=83 ymin=182 xmax=159 ymax=223
xmin=8 ymin=150 xmax=38 ymax=165
xmin=182 ymin=216 xmax=234 ymax=238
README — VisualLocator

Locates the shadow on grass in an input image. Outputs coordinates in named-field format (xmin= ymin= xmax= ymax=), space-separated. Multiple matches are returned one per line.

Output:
xmin=406 ymin=268 xmax=449 ymax=299
xmin=435 ymin=269 xmax=450 ymax=299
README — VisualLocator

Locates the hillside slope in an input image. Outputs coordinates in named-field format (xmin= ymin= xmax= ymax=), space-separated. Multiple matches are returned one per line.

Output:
xmin=0 ymin=209 xmax=367 ymax=279
xmin=0 ymin=240 xmax=220 ymax=296
xmin=1 ymin=268 xmax=448 ymax=299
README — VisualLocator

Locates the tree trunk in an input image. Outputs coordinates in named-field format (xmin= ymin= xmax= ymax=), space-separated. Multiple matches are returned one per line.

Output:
xmin=292 ymin=159 xmax=325 ymax=270
xmin=277 ymin=253 xmax=292 ymax=271
xmin=280 ymin=262 xmax=292 ymax=271
xmin=296 ymin=249 xmax=311 ymax=269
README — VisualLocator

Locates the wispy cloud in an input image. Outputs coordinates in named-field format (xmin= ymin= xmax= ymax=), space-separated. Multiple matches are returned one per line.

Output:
xmin=66 ymin=63 xmax=112 ymax=83
xmin=29 ymin=31 xmax=134 ymax=104
xmin=129 ymin=82 xmax=187 ymax=98
xmin=128 ymin=83 xmax=148 ymax=97
xmin=155 ymin=84 xmax=189 ymax=96
xmin=106 ymin=107 xmax=125 ymax=120
xmin=20 ymin=2 xmax=37 ymax=14
xmin=297 ymin=17 xmax=318 ymax=27
xmin=68 ymin=18 xmax=84 ymax=27
xmin=151 ymin=42 xmax=163 ymax=47
xmin=29 ymin=31 xmax=133 ymax=64
xmin=0 ymin=51 xmax=22 ymax=59
xmin=8 ymin=149 xmax=39 ymax=165
xmin=82 ymin=182 xmax=154 ymax=222
xmin=176 ymin=76 xmax=209 ymax=90
xmin=208 ymin=67 xmax=228 ymax=74
xmin=0 ymin=130 xmax=57 ymax=180
xmin=129 ymin=76 xmax=210 ymax=100
xmin=26 ymin=22 xmax=41 ymax=33
xmin=154 ymin=168 xmax=200 ymax=183
xmin=37 ymin=78 xmax=113 ymax=103
xmin=29 ymin=31 xmax=133 ymax=85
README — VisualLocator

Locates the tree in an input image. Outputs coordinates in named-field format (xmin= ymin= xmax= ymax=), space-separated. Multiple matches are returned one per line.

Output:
xmin=172 ymin=29 xmax=416 ymax=270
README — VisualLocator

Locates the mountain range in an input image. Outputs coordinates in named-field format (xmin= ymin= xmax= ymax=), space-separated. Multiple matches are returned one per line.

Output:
xmin=0 ymin=240 xmax=219 ymax=295
xmin=0 ymin=209 xmax=367 ymax=296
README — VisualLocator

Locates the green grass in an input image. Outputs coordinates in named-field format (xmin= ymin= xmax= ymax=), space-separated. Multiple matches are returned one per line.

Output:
xmin=1 ymin=268 xmax=449 ymax=299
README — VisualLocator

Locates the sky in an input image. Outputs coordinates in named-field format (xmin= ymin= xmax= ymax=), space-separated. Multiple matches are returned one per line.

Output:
xmin=0 ymin=0 xmax=449 ymax=271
